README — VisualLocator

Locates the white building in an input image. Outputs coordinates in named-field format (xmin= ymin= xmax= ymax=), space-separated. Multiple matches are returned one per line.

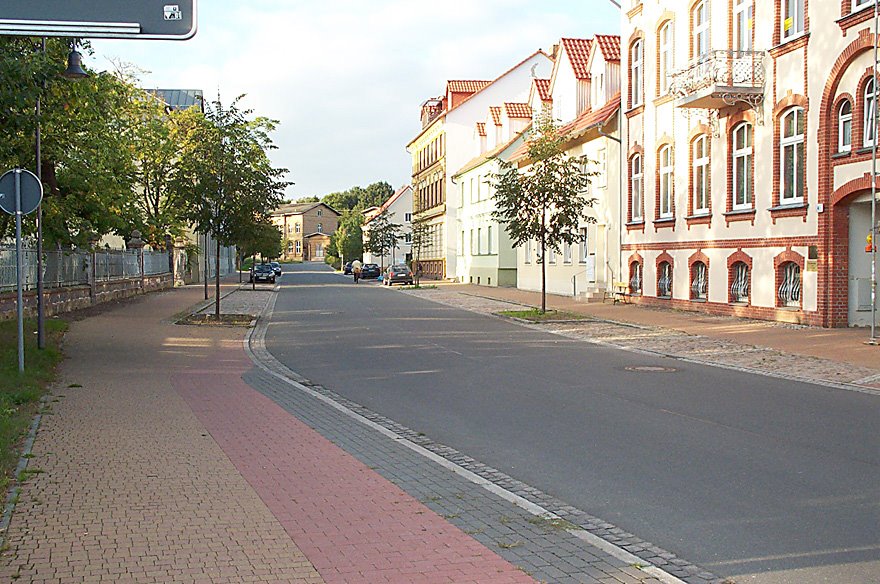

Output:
xmin=362 ymin=185 xmax=413 ymax=268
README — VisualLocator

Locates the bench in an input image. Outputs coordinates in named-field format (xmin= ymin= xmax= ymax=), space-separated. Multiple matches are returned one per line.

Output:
xmin=604 ymin=281 xmax=631 ymax=304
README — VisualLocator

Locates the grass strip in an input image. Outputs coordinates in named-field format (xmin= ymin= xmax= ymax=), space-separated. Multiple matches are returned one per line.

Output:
xmin=0 ymin=318 xmax=67 ymax=493
xmin=498 ymin=308 xmax=590 ymax=322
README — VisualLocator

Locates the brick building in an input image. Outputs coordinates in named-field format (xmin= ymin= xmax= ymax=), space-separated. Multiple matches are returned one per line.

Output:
xmin=271 ymin=202 xmax=339 ymax=262
xmin=621 ymin=0 xmax=880 ymax=327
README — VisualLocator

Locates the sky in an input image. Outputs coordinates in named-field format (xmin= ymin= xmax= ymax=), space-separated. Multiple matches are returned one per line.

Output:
xmin=92 ymin=0 xmax=620 ymax=201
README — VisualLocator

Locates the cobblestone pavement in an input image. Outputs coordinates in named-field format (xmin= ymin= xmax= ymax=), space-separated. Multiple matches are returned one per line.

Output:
xmin=197 ymin=283 xmax=275 ymax=317
xmin=249 ymin=291 xmax=708 ymax=584
xmin=401 ymin=288 xmax=880 ymax=394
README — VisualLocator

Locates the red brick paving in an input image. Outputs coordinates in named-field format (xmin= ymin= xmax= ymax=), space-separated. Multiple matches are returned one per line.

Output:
xmin=174 ymin=341 xmax=536 ymax=584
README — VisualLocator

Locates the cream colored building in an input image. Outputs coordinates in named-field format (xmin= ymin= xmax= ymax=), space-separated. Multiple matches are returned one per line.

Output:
xmin=621 ymin=0 xmax=879 ymax=327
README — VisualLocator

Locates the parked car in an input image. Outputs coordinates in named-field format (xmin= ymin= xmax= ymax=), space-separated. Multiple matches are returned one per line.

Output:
xmin=360 ymin=263 xmax=381 ymax=279
xmin=343 ymin=261 xmax=353 ymax=275
xmin=249 ymin=263 xmax=276 ymax=284
xmin=269 ymin=261 xmax=282 ymax=276
xmin=384 ymin=264 xmax=414 ymax=286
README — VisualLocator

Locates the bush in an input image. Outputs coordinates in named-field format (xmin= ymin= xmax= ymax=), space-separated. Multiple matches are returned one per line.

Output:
xmin=325 ymin=255 xmax=342 ymax=270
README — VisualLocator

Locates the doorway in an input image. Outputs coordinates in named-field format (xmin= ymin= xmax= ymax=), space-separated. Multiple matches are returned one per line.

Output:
xmin=848 ymin=196 xmax=876 ymax=326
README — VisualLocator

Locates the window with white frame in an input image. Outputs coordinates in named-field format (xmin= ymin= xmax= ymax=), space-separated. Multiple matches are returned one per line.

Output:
xmin=295 ymin=240 xmax=301 ymax=254
xmin=477 ymin=175 xmax=482 ymax=201
xmin=854 ymin=0 xmax=872 ymax=10
xmin=734 ymin=0 xmax=753 ymax=51
xmin=470 ymin=229 xmax=475 ymax=254
xmin=780 ymin=107 xmax=805 ymax=204
xmin=548 ymin=247 xmax=556 ymax=264
xmin=693 ymin=1 xmax=709 ymax=60
xmin=405 ymin=212 xmax=412 ymax=222
xmin=865 ymin=79 xmax=876 ymax=148
xmin=579 ymin=228 xmax=588 ymax=263
xmin=563 ymin=241 xmax=572 ymax=264
xmin=631 ymin=39 xmax=643 ymax=107
xmin=295 ymin=223 xmax=301 ymax=233
xmin=733 ymin=122 xmax=754 ymax=209
xmin=631 ymin=154 xmax=643 ymax=220
xmin=658 ymin=261 xmax=672 ymax=298
xmin=524 ymin=239 xmax=532 ymax=264
xmin=782 ymin=0 xmax=804 ymax=40
xmin=692 ymin=135 xmax=709 ymax=214
xmin=629 ymin=262 xmax=642 ymax=294
xmin=460 ymin=231 xmax=464 ymax=255
xmin=405 ymin=232 xmax=412 ymax=243
xmin=597 ymin=148 xmax=607 ymax=188
xmin=659 ymin=145 xmax=674 ymax=218
xmin=691 ymin=261 xmax=708 ymax=300
xmin=487 ymin=225 xmax=492 ymax=254
xmin=730 ymin=262 xmax=750 ymax=303
xmin=470 ymin=177 xmax=475 ymax=203
xmin=317 ymin=209 xmax=323 ymax=217
xmin=659 ymin=22 xmax=672 ymax=94
xmin=838 ymin=100 xmax=852 ymax=152
xmin=477 ymin=227 xmax=482 ymax=254
xmin=778 ymin=262 xmax=801 ymax=307
xmin=317 ymin=223 xmax=323 ymax=233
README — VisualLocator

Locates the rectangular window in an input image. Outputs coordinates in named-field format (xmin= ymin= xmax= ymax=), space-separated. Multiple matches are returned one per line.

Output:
xmin=405 ymin=212 xmax=412 ymax=222
xmin=598 ymin=148 xmax=607 ymax=188
xmin=487 ymin=226 xmax=493 ymax=254
xmin=460 ymin=230 xmax=464 ymax=255
xmin=405 ymin=233 xmax=412 ymax=243
xmin=476 ymin=175 xmax=482 ymax=201
xmin=524 ymin=239 xmax=532 ymax=264
xmin=295 ymin=241 xmax=301 ymax=254
xmin=631 ymin=155 xmax=643 ymax=220
xmin=631 ymin=40 xmax=643 ymax=107
xmin=563 ymin=241 xmax=572 ymax=264
xmin=470 ymin=178 xmax=475 ymax=203
xmin=692 ymin=137 xmax=709 ymax=214
xmin=548 ymin=248 xmax=556 ymax=265
xmin=694 ymin=1 xmax=709 ymax=59
xmin=659 ymin=147 xmax=674 ymax=218
xmin=470 ymin=229 xmax=475 ymax=254
xmin=295 ymin=223 xmax=301 ymax=233
xmin=782 ymin=0 xmax=805 ymax=40
xmin=579 ymin=228 xmax=588 ymax=263
xmin=734 ymin=0 xmax=753 ymax=51
xmin=477 ymin=227 xmax=483 ymax=255
xmin=659 ymin=22 xmax=672 ymax=95
xmin=733 ymin=123 xmax=754 ymax=209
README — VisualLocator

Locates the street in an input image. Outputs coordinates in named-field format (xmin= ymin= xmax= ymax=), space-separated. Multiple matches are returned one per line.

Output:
xmin=265 ymin=262 xmax=880 ymax=584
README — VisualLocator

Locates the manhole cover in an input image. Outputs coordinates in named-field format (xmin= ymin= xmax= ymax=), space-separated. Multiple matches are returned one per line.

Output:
xmin=624 ymin=366 xmax=677 ymax=372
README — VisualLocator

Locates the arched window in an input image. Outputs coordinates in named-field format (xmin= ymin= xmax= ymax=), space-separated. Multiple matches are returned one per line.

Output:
xmin=630 ymin=261 xmax=642 ymax=294
xmin=692 ymin=135 xmax=709 ymax=214
xmin=730 ymin=261 xmax=750 ymax=303
xmin=690 ymin=261 xmax=708 ymax=300
xmin=631 ymin=39 xmax=643 ymax=107
xmin=864 ymin=79 xmax=876 ymax=148
xmin=659 ymin=145 xmax=674 ymax=218
xmin=732 ymin=122 xmax=753 ymax=209
xmin=658 ymin=22 xmax=672 ymax=95
xmin=692 ymin=1 xmax=709 ymax=60
xmin=658 ymin=261 xmax=672 ymax=298
xmin=780 ymin=107 xmax=805 ymax=203
xmin=631 ymin=154 xmax=643 ymax=220
xmin=838 ymin=100 xmax=852 ymax=153
xmin=778 ymin=262 xmax=801 ymax=307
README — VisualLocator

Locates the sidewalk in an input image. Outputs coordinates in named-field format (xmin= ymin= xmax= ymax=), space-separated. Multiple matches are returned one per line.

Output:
xmin=406 ymin=283 xmax=880 ymax=391
xmin=0 ymin=280 xmax=676 ymax=583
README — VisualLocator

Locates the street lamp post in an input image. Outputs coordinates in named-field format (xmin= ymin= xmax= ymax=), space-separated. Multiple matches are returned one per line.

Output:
xmin=871 ymin=0 xmax=879 ymax=344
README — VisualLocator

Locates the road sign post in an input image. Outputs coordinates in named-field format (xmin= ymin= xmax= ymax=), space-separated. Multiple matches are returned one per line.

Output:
xmin=0 ymin=169 xmax=44 ymax=373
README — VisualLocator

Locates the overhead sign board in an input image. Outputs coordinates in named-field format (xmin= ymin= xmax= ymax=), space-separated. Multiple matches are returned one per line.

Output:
xmin=0 ymin=1 xmax=197 ymax=40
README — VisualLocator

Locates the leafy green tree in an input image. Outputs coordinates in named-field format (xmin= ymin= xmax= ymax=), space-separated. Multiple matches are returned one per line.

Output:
xmin=409 ymin=212 xmax=430 ymax=287
xmin=296 ymin=195 xmax=319 ymax=203
xmin=234 ymin=218 xmax=282 ymax=261
xmin=328 ymin=209 xmax=363 ymax=267
xmin=491 ymin=110 xmax=595 ymax=312
xmin=171 ymin=94 xmax=289 ymax=317
xmin=364 ymin=209 xmax=401 ymax=272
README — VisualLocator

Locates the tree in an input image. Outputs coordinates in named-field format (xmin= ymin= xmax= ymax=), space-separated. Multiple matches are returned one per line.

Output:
xmin=409 ymin=212 xmax=430 ymax=287
xmin=171 ymin=94 xmax=289 ymax=318
xmin=296 ymin=195 xmax=319 ymax=203
xmin=491 ymin=110 xmax=596 ymax=313
xmin=363 ymin=209 xmax=401 ymax=272
xmin=327 ymin=208 xmax=363 ymax=268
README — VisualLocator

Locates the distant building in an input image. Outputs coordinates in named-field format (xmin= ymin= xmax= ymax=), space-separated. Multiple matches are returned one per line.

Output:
xmin=362 ymin=185 xmax=413 ymax=268
xmin=272 ymin=202 xmax=340 ymax=262
xmin=148 ymin=88 xmax=204 ymax=112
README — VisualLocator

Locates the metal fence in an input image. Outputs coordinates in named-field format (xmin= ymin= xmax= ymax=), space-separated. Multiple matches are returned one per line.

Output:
xmin=144 ymin=250 xmax=171 ymax=275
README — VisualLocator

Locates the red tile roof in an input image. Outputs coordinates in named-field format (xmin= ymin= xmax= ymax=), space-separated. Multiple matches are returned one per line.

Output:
xmin=560 ymin=38 xmax=593 ymax=79
xmin=504 ymin=102 xmax=532 ymax=118
xmin=534 ymin=78 xmax=552 ymax=102
xmin=594 ymin=34 xmax=621 ymax=62
xmin=476 ymin=122 xmax=486 ymax=137
xmin=489 ymin=106 xmax=502 ymax=126
xmin=447 ymin=80 xmax=492 ymax=93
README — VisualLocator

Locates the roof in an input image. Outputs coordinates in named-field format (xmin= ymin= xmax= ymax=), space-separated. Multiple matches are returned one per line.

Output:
xmin=594 ymin=34 xmax=621 ymax=62
xmin=303 ymin=232 xmax=332 ymax=239
xmin=509 ymin=93 xmax=620 ymax=162
xmin=363 ymin=185 xmax=413 ymax=225
xmin=560 ymin=38 xmax=593 ymax=80
xmin=476 ymin=122 xmax=486 ymax=137
xmin=489 ymin=106 xmax=502 ymax=126
xmin=504 ymin=102 xmax=532 ymax=118
xmin=149 ymin=89 xmax=204 ymax=111
xmin=272 ymin=201 xmax=340 ymax=217
xmin=534 ymin=79 xmax=552 ymax=102
xmin=447 ymin=80 xmax=492 ymax=93
xmin=453 ymin=123 xmax=533 ymax=179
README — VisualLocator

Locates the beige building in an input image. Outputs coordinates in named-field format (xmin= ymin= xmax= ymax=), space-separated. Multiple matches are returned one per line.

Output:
xmin=272 ymin=202 xmax=340 ymax=262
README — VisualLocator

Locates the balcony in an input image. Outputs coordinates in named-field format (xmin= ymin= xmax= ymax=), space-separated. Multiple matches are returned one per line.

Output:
xmin=670 ymin=50 xmax=766 ymax=110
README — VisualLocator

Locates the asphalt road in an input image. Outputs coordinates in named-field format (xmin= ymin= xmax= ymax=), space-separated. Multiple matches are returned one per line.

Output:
xmin=265 ymin=262 xmax=880 ymax=584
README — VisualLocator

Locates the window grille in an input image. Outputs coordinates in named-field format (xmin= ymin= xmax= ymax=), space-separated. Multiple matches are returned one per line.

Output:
xmin=691 ymin=261 xmax=707 ymax=300
xmin=630 ymin=262 xmax=642 ymax=294
xmin=731 ymin=262 xmax=749 ymax=303
xmin=658 ymin=262 xmax=672 ymax=297
xmin=778 ymin=262 xmax=801 ymax=307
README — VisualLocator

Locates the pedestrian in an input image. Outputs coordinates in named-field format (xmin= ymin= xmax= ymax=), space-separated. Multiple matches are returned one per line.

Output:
xmin=351 ymin=259 xmax=362 ymax=284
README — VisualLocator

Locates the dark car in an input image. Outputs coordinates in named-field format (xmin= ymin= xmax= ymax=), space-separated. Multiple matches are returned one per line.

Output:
xmin=343 ymin=261 xmax=353 ymax=275
xmin=383 ymin=264 xmax=414 ymax=286
xmin=269 ymin=261 xmax=282 ymax=276
xmin=249 ymin=264 xmax=276 ymax=284
xmin=360 ymin=263 xmax=381 ymax=279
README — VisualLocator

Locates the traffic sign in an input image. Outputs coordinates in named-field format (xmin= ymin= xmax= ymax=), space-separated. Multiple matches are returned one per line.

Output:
xmin=0 ymin=169 xmax=43 ymax=216
xmin=0 ymin=0 xmax=197 ymax=40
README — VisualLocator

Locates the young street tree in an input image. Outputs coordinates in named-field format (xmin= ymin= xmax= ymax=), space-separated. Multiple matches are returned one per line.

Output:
xmin=172 ymin=94 xmax=288 ymax=318
xmin=409 ymin=211 xmax=430 ymax=287
xmin=491 ymin=110 xmax=596 ymax=313
xmin=363 ymin=209 xmax=401 ymax=272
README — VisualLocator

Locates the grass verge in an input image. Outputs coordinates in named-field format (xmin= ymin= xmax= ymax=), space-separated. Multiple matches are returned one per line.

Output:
xmin=0 ymin=318 xmax=67 ymax=493
xmin=399 ymin=284 xmax=437 ymax=290
xmin=497 ymin=309 xmax=589 ymax=322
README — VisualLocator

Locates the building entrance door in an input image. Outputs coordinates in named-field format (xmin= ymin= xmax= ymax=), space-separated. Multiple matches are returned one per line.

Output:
xmin=848 ymin=197 xmax=876 ymax=326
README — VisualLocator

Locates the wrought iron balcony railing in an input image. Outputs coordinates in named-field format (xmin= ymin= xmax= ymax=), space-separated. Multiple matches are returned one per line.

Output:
xmin=670 ymin=50 xmax=766 ymax=110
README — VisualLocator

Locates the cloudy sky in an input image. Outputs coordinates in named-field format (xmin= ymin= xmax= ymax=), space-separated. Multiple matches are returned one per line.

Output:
xmin=93 ymin=0 xmax=619 ymax=201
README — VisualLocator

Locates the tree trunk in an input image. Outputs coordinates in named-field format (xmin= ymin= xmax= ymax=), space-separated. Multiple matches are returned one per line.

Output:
xmin=540 ymin=211 xmax=547 ymax=314
xmin=214 ymin=238 xmax=221 ymax=319
xmin=252 ymin=253 xmax=256 ymax=290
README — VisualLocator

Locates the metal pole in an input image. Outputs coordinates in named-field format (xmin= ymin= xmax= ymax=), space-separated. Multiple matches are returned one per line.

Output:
xmin=35 ymin=37 xmax=45 ymax=350
xmin=15 ymin=170 xmax=25 ymax=373
xmin=204 ymin=232 xmax=208 ymax=300
xmin=872 ymin=0 xmax=878 ymax=343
